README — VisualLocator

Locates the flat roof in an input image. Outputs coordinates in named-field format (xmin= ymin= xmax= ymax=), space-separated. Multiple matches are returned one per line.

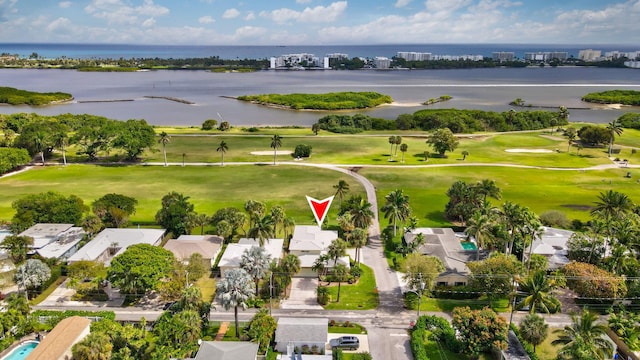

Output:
xmin=289 ymin=226 xmax=337 ymax=251
xmin=68 ymin=228 xmax=165 ymax=264
xmin=164 ymin=235 xmax=223 ymax=261
xmin=218 ymin=238 xmax=283 ymax=268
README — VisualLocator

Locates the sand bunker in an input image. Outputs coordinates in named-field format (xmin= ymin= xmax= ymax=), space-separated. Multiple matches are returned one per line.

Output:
xmin=385 ymin=102 xmax=423 ymax=107
xmin=250 ymin=150 xmax=293 ymax=155
xmin=505 ymin=149 xmax=554 ymax=153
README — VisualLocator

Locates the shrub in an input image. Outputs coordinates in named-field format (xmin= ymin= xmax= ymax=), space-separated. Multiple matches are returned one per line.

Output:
xmin=201 ymin=119 xmax=217 ymax=130
xmin=539 ymin=210 xmax=570 ymax=228
xmin=317 ymin=286 xmax=329 ymax=305
xmin=293 ymin=144 xmax=312 ymax=158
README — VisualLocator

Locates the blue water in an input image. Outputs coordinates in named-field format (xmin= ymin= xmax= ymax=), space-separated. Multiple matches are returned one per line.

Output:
xmin=2 ymin=342 xmax=38 ymax=360
xmin=0 ymin=43 xmax=638 ymax=60
xmin=461 ymin=242 xmax=478 ymax=251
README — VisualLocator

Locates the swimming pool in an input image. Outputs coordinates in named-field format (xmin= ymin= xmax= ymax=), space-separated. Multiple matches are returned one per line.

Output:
xmin=460 ymin=241 xmax=477 ymax=251
xmin=1 ymin=341 xmax=39 ymax=360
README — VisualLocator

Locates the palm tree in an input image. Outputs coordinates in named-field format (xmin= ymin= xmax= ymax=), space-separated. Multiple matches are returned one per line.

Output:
xmin=474 ymin=179 xmax=501 ymax=202
xmin=400 ymin=143 xmax=408 ymax=162
xmin=387 ymin=136 xmax=395 ymax=157
xmin=270 ymin=134 xmax=282 ymax=165
xmin=270 ymin=205 xmax=285 ymax=237
xmin=33 ymin=131 xmax=47 ymax=165
xmin=517 ymin=271 xmax=560 ymax=314
xmin=158 ymin=131 xmax=170 ymax=166
xmin=461 ymin=150 xmax=469 ymax=160
xmin=606 ymin=119 xmax=623 ymax=157
xmin=465 ymin=211 xmax=494 ymax=260
xmin=248 ymin=215 xmax=275 ymax=246
xmin=312 ymin=254 xmax=330 ymax=278
xmin=381 ymin=189 xmax=411 ymax=236
xmin=217 ymin=140 xmax=228 ymax=165
xmin=553 ymin=311 xmax=613 ymax=360
xmin=592 ymin=190 xmax=633 ymax=221
xmin=192 ymin=213 xmax=209 ymax=235
xmin=350 ymin=227 xmax=367 ymax=266
xmin=53 ymin=132 xmax=69 ymax=166
xmin=519 ymin=314 xmax=548 ymax=353
xmin=394 ymin=135 xmax=402 ymax=156
xmin=240 ymin=246 xmax=272 ymax=295
xmin=565 ymin=128 xmax=577 ymax=152
xmin=333 ymin=180 xmax=350 ymax=208
xmin=349 ymin=198 xmax=375 ymax=229
xmin=280 ymin=254 xmax=301 ymax=296
xmin=216 ymin=268 xmax=255 ymax=338
xmin=337 ymin=212 xmax=355 ymax=241
xmin=282 ymin=217 xmax=295 ymax=241
xmin=327 ymin=238 xmax=347 ymax=266
xmin=333 ymin=263 xmax=349 ymax=302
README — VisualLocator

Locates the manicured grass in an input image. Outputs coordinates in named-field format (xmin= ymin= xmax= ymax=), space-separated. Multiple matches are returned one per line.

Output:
xmin=329 ymin=322 xmax=367 ymax=334
xmin=142 ymin=131 xmax=614 ymax=168
xmin=195 ymin=276 xmax=217 ymax=302
xmin=0 ymin=165 xmax=364 ymax=225
xmin=362 ymin=166 xmax=640 ymax=227
xmin=323 ymin=264 xmax=379 ymax=310
xmin=420 ymin=297 xmax=509 ymax=312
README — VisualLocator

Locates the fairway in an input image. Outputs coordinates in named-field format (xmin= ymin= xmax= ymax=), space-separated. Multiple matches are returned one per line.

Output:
xmin=0 ymin=165 xmax=364 ymax=225
xmin=361 ymin=166 xmax=640 ymax=226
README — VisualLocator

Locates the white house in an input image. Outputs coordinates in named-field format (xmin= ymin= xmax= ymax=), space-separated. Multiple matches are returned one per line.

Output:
xmin=288 ymin=226 xmax=348 ymax=278
xmin=217 ymin=238 xmax=284 ymax=277
xmin=529 ymin=227 xmax=574 ymax=270
xmin=275 ymin=317 xmax=328 ymax=354
xmin=18 ymin=223 xmax=85 ymax=260
xmin=67 ymin=228 xmax=165 ymax=265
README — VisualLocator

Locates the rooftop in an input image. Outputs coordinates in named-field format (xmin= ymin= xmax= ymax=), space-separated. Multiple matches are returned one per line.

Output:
xmin=194 ymin=341 xmax=258 ymax=360
xmin=19 ymin=223 xmax=79 ymax=249
xmin=67 ymin=228 xmax=165 ymax=265
xmin=164 ymin=235 xmax=223 ymax=261
xmin=26 ymin=316 xmax=91 ymax=360
xmin=218 ymin=238 xmax=284 ymax=269
xmin=289 ymin=226 xmax=337 ymax=252
xmin=275 ymin=317 xmax=328 ymax=344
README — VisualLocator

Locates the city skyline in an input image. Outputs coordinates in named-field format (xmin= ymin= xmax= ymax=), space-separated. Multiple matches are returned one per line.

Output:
xmin=0 ymin=0 xmax=638 ymax=45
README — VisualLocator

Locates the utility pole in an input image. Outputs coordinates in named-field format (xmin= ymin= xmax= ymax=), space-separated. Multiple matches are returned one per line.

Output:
xmin=269 ymin=272 xmax=273 ymax=316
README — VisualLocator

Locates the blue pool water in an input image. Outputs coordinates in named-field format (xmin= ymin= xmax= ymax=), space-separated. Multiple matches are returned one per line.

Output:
xmin=1 ymin=341 xmax=38 ymax=360
xmin=460 ymin=242 xmax=477 ymax=251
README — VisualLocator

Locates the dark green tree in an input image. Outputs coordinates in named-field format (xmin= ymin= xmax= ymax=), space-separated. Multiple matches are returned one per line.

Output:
xmin=426 ymin=128 xmax=459 ymax=156
xmin=10 ymin=191 xmax=87 ymax=232
xmin=155 ymin=192 xmax=195 ymax=236
xmin=92 ymin=193 xmax=138 ymax=228
xmin=107 ymin=244 xmax=175 ymax=295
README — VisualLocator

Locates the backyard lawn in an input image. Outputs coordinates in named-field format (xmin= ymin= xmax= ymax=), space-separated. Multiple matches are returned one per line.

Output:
xmin=323 ymin=264 xmax=379 ymax=310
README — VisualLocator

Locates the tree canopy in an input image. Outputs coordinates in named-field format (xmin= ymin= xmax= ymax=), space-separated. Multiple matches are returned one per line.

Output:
xmin=155 ymin=192 xmax=195 ymax=237
xmin=107 ymin=243 xmax=175 ymax=295
xmin=11 ymin=191 xmax=87 ymax=233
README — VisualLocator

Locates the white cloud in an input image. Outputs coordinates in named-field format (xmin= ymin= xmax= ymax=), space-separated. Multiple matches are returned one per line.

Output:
xmin=296 ymin=0 xmax=312 ymax=3
xmin=395 ymin=0 xmax=411 ymax=8
xmin=141 ymin=17 xmax=155 ymax=27
xmin=84 ymin=0 xmax=169 ymax=25
xmin=261 ymin=1 xmax=347 ymax=24
xmin=244 ymin=11 xmax=255 ymax=21
xmin=234 ymin=26 xmax=267 ymax=39
xmin=223 ymin=8 xmax=240 ymax=19
xmin=59 ymin=1 xmax=72 ymax=8
xmin=198 ymin=15 xmax=214 ymax=24
xmin=425 ymin=0 xmax=472 ymax=13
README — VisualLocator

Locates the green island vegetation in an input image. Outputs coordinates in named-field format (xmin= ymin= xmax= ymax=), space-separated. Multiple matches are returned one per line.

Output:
xmin=582 ymin=90 xmax=640 ymax=105
xmin=0 ymin=86 xmax=72 ymax=105
xmin=236 ymin=91 xmax=393 ymax=110
xmin=423 ymin=95 xmax=451 ymax=105
xmin=315 ymin=107 xmax=568 ymax=133
xmin=77 ymin=66 xmax=140 ymax=72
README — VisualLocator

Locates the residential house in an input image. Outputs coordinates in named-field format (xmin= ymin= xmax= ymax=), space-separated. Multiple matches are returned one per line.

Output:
xmin=67 ymin=228 xmax=165 ymax=266
xmin=404 ymin=228 xmax=487 ymax=287
xmin=19 ymin=223 xmax=85 ymax=260
xmin=164 ymin=235 xmax=223 ymax=268
xmin=217 ymin=238 xmax=284 ymax=278
xmin=274 ymin=317 xmax=328 ymax=354
xmin=288 ymin=226 xmax=348 ymax=278
xmin=26 ymin=316 xmax=91 ymax=360
xmin=529 ymin=227 xmax=573 ymax=270
xmin=193 ymin=341 xmax=258 ymax=360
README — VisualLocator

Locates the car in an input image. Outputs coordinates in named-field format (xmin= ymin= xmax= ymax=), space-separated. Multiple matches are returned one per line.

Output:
xmin=330 ymin=336 xmax=360 ymax=351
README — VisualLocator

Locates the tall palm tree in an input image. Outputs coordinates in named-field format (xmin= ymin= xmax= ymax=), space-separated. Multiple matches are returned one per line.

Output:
xmin=312 ymin=254 xmax=330 ymax=278
xmin=519 ymin=314 xmax=548 ymax=353
xmin=381 ymin=189 xmax=411 ymax=236
xmin=465 ymin=211 xmax=494 ymax=260
xmin=282 ymin=217 xmax=295 ymax=241
xmin=248 ymin=215 xmax=275 ymax=246
xmin=337 ymin=213 xmax=355 ymax=241
xmin=606 ymin=119 xmax=623 ymax=157
xmin=565 ymin=128 xmax=577 ymax=152
xmin=240 ymin=246 xmax=272 ymax=295
xmin=327 ymin=238 xmax=347 ymax=266
xmin=400 ymin=143 xmax=408 ymax=163
xmin=53 ymin=132 xmax=69 ymax=166
xmin=270 ymin=205 xmax=285 ymax=237
xmin=553 ymin=311 xmax=613 ymax=360
xmin=333 ymin=263 xmax=349 ymax=302
xmin=474 ymin=179 xmax=501 ymax=202
xmin=387 ymin=136 xmax=395 ymax=157
xmin=394 ymin=135 xmax=402 ymax=156
xmin=216 ymin=268 xmax=255 ymax=338
xmin=217 ymin=140 xmax=228 ymax=165
xmin=333 ymin=180 xmax=350 ymax=208
xmin=192 ymin=213 xmax=209 ymax=235
xmin=280 ymin=253 xmax=301 ymax=296
xmin=33 ymin=131 xmax=47 ymax=165
xmin=270 ymin=134 xmax=282 ymax=165
xmin=158 ymin=131 xmax=170 ymax=166
xmin=592 ymin=190 xmax=633 ymax=249
xmin=517 ymin=271 xmax=560 ymax=314
xmin=350 ymin=227 xmax=367 ymax=266
xmin=349 ymin=198 xmax=374 ymax=229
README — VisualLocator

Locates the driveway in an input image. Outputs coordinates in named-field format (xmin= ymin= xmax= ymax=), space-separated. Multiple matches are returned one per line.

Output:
xmin=280 ymin=277 xmax=322 ymax=310
xmin=326 ymin=333 xmax=370 ymax=354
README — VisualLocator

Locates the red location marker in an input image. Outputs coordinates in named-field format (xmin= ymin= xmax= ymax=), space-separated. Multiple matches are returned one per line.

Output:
xmin=306 ymin=195 xmax=334 ymax=228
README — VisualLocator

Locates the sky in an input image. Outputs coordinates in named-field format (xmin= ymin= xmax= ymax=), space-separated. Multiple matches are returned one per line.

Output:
xmin=0 ymin=0 xmax=638 ymax=45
